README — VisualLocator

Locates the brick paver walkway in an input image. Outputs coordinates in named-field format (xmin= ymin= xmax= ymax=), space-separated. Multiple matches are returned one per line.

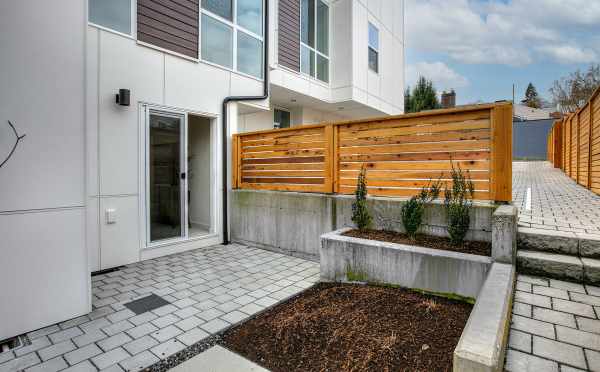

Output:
xmin=506 ymin=274 xmax=600 ymax=371
xmin=0 ymin=244 xmax=319 ymax=372
xmin=513 ymin=161 xmax=600 ymax=235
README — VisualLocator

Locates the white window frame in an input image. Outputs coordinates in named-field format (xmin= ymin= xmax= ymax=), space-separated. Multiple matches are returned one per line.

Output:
xmin=87 ymin=0 xmax=136 ymax=39
xmin=139 ymin=104 xmax=220 ymax=250
xmin=368 ymin=22 xmax=379 ymax=74
xmin=200 ymin=0 xmax=265 ymax=80
xmin=300 ymin=0 xmax=330 ymax=84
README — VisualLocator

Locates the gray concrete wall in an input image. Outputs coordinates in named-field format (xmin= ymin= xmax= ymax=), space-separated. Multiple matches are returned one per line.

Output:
xmin=335 ymin=195 xmax=494 ymax=242
xmin=230 ymin=190 xmax=335 ymax=261
xmin=231 ymin=190 xmax=495 ymax=261
xmin=454 ymin=263 xmax=515 ymax=372
xmin=320 ymin=228 xmax=492 ymax=298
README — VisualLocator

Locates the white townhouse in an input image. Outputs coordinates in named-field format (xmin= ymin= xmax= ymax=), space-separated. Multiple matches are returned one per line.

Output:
xmin=0 ymin=0 xmax=404 ymax=340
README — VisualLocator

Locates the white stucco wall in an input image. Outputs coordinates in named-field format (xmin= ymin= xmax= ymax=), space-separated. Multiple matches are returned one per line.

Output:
xmin=237 ymin=105 xmax=344 ymax=133
xmin=86 ymin=26 xmax=266 ymax=271
xmin=271 ymin=0 xmax=404 ymax=116
xmin=0 ymin=0 xmax=90 ymax=340
xmin=352 ymin=0 xmax=405 ymax=114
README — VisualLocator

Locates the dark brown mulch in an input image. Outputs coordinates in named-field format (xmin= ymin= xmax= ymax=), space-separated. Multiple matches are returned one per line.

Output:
xmin=343 ymin=229 xmax=491 ymax=257
xmin=221 ymin=283 xmax=473 ymax=372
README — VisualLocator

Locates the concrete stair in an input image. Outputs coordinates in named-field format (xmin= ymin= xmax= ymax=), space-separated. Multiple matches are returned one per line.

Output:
xmin=517 ymin=227 xmax=600 ymax=285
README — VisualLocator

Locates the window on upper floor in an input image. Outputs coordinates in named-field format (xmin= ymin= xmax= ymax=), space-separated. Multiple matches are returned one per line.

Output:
xmin=368 ymin=22 xmax=379 ymax=73
xmin=89 ymin=0 xmax=132 ymax=35
xmin=274 ymin=109 xmax=291 ymax=129
xmin=201 ymin=0 xmax=264 ymax=79
xmin=300 ymin=0 xmax=329 ymax=83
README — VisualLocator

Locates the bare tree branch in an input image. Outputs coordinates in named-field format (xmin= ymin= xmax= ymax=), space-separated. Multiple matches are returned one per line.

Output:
xmin=550 ymin=64 xmax=600 ymax=114
xmin=0 ymin=120 xmax=26 ymax=169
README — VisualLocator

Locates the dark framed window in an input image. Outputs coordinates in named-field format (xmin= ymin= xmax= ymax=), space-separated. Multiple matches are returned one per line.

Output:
xmin=274 ymin=109 xmax=291 ymax=129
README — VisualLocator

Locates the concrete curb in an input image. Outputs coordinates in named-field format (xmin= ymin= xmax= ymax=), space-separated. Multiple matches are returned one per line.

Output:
xmin=320 ymin=228 xmax=492 ymax=298
xmin=454 ymin=263 xmax=515 ymax=372
xmin=517 ymin=227 xmax=600 ymax=258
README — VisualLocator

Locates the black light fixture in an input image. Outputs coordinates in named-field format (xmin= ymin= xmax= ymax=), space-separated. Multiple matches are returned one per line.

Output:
xmin=115 ymin=89 xmax=130 ymax=106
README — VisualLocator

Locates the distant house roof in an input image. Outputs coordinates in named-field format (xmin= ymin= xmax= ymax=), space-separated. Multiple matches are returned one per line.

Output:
xmin=513 ymin=104 xmax=556 ymax=121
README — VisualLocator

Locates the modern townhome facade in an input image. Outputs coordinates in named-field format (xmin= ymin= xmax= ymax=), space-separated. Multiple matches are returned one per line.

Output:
xmin=0 ymin=0 xmax=404 ymax=341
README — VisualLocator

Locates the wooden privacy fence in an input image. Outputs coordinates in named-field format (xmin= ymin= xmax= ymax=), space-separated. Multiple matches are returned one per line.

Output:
xmin=547 ymin=87 xmax=600 ymax=194
xmin=233 ymin=102 xmax=513 ymax=202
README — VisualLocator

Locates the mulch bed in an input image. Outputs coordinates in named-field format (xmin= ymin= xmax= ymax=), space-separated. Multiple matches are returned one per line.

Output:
xmin=221 ymin=283 xmax=473 ymax=372
xmin=343 ymin=229 xmax=491 ymax=257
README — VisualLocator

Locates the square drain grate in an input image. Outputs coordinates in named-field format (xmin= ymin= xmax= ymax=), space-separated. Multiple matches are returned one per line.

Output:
xmin=0 ymin=334 xmax=30 ymax=353
xmin=124 ymin=294 xmax=171 ymax=315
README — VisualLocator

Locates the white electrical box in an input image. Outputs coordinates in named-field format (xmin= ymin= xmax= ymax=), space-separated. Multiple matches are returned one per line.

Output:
xmin=106 ymin=209 xmax=116 ymax=224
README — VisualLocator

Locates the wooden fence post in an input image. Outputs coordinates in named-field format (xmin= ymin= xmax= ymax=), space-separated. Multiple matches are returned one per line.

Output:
xmin=324 ymin=124 xmax=334 ymax=193
xmin=590 ymin=104 xmax=595 ymax=190
xmin=332 ymin=125 xmax=339 ymax=193
xmin=490 ymin=104 xmax=513 ymax=202
xmin=231 ymin=134 xmax=240 ymax=189
xmin=577 ymin=113 xmax=581 ymax=184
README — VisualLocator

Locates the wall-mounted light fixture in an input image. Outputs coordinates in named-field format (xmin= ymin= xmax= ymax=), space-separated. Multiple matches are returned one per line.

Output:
xmin=115 ymin=89 xmax=130 ymax=106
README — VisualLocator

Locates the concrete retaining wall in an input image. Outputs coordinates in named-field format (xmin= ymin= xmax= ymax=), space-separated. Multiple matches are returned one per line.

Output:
xmin=319 ymin=228 xmax=493 ymax=298
xmin=454 ymin=263 xmax=515 ymax=372
xmin=230 ymin=189 xmax=496 ymax=261
xmin=230 ymin=190 xmax=334 ymax=261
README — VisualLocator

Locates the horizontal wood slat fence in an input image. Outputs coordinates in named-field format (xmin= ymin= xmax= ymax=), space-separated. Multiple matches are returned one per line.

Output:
xmin=233 ymin=102 xmax=513 ymax=202
xmin=547 ymin=87 xmax=600 ymax=194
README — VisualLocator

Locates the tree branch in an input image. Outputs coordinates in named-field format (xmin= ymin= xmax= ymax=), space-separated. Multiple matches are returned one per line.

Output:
xmin=0 ymin=120 xmax=26 ymax=169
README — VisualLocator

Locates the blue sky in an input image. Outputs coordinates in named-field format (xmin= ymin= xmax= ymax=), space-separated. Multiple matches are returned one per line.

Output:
xmin=404 ymin=0 xmax=600 ymax=105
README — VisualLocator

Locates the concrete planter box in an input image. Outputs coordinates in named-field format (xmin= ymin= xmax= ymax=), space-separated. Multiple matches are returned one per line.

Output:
xmin=320 ymin=228 xmax=492 ymax=298
xmin=320 ymin=230 xmax=515 ymax=372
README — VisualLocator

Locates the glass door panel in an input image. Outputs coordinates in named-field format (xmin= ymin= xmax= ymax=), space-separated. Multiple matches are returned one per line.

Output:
xmin=149 ymin=112 xmax=184 ymax=242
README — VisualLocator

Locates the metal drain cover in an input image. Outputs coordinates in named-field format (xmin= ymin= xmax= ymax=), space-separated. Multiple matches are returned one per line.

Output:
xmin=124 ymin=294 xmax=170 ymax=315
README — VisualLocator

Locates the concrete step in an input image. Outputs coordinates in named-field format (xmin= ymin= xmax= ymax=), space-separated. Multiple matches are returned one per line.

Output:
xmin=517 ymin=250 xmax=600 ymax=285
xmin=518 ymin=227 xmax=600 ymax=258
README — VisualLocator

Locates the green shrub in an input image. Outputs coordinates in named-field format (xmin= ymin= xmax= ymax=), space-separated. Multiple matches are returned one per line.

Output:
xmin=444 ymin=164 xmax=474 ymax=245
xmin=401 ymin=181 xmax=441 ymax=239
xmin=351 ymin=165 xmax=372 ymax=232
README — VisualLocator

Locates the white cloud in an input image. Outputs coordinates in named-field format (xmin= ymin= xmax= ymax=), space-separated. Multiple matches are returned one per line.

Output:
xmin=406 ymin=0 xmax=600 ymax=66
xmin=536 ymin=45 xmax=597 ymax=65
xmin=406 ymin=62 xmax=469 ymax=92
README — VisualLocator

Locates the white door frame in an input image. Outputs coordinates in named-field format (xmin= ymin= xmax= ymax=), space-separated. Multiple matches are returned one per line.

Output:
xmin=138 ymin=103 xmax=220 ymax=251
xmin=144 ymin=107 xmax=187 ymax=247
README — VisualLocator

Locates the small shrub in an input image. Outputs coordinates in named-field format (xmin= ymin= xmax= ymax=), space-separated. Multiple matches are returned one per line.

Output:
xmin=401 ymin=181 xmax=441 ymax=239
xmin=444 ymin=164 xmax=474 ymax=245
xmin=351 ymin=165 xmax=372 ymax=231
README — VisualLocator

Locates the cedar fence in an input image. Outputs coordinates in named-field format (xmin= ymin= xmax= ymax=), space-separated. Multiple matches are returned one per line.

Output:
xmin=233 ymin=102 xmax=513 ymax=202
xmin=547 ymin=87 xmax=600 ymax=194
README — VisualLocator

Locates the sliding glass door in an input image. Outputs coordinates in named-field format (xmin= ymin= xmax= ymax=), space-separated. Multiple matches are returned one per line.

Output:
xmin=147 ymin=111 xmax=186 ymax=243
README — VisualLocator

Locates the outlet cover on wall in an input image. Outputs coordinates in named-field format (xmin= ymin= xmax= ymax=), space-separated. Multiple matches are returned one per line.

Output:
xmin=105 ymin=209 xmax=116 ymax=224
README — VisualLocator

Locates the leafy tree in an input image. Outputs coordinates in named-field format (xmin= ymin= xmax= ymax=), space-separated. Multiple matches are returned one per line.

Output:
xmin=404 ymin=87 xmax=413 ymax=113
xmin=522 ymin=83 xmax=542 ymax=108
xmin=405 ymin=77 xmax=440 ymax=113
xmin=401 ymin=180 xmax=442 ymax=239
xmin=550 ymin=64 xmax=600 ymax=114
xmin=351 ymin=165 xmax=372 ymax=232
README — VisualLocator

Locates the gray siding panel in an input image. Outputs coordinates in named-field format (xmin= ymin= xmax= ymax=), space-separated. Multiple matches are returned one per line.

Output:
xmin=278 ymin=0 xmax=300 ymax=71
xmin=137 ymin=0 xmax=199 ymax=58
xmin=513 ymin=119 xmax=554 ymax=160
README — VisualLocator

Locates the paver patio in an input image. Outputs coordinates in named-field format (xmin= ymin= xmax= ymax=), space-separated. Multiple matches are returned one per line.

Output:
xmin=506 ymin=274 xmax=600 ymax=371
xmin=513 ymin=161 xmax=600 ymax=235
xmin=0 ymin=244 xmax=319 ymax=372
